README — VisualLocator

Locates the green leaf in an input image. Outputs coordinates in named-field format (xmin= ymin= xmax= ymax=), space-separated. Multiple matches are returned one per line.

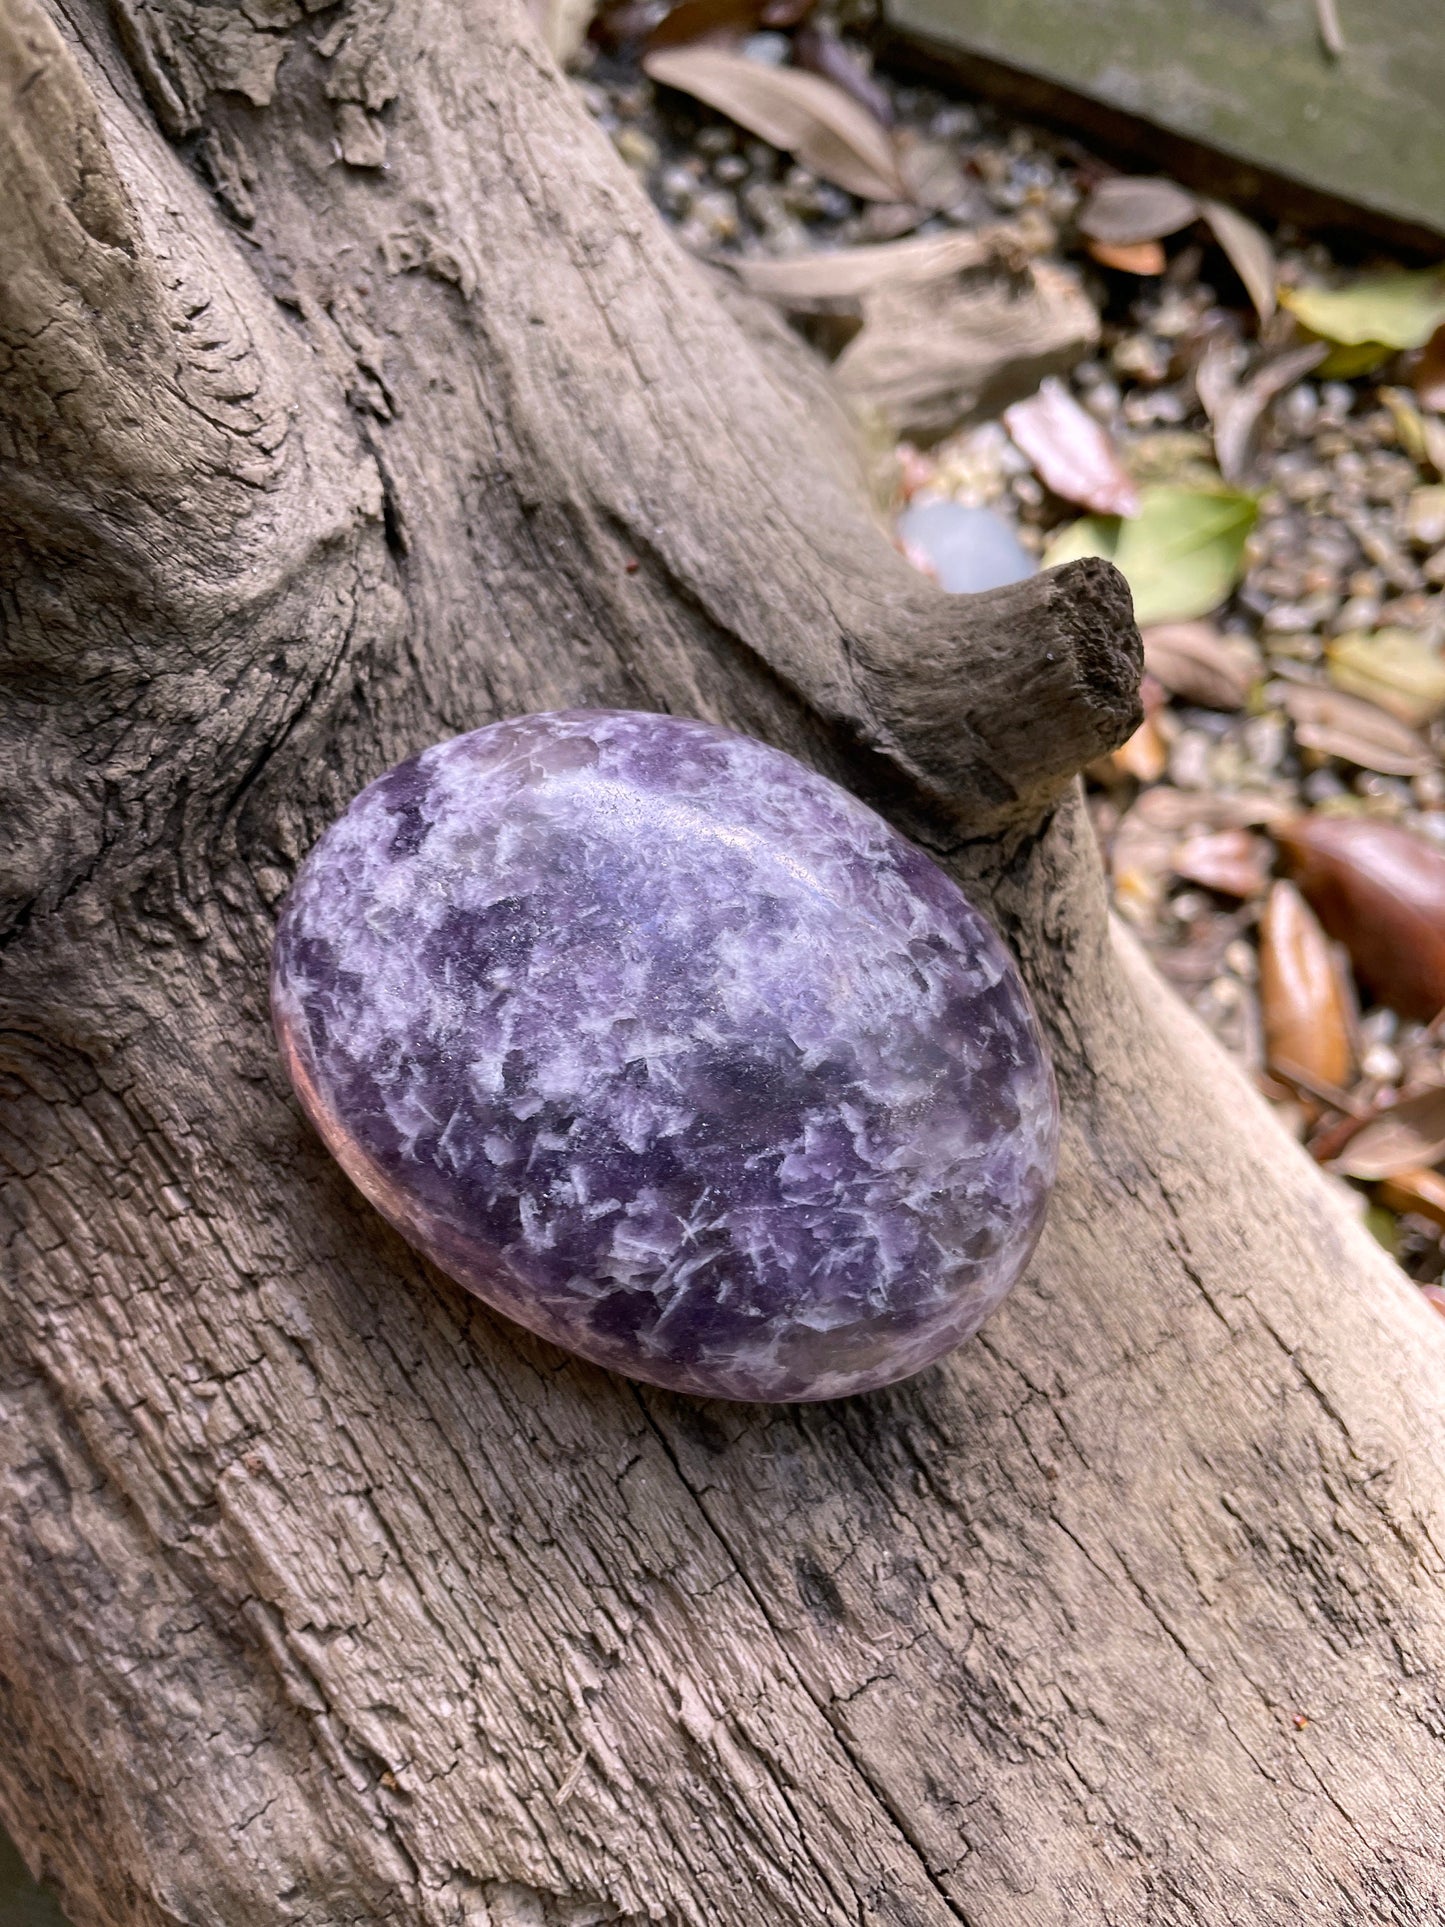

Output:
xmin=1279 ymin=269 xmax=1445 ymax=351
xmin=1043 ymin=484 xmax=1257 ymax=626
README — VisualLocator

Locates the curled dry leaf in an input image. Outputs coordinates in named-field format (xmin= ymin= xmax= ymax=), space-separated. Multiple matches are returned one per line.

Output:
xmin=642 ymin=46 xmax=905 ymax=201
xmin=1275 ymin=815 xmax=1445 ymax=1022
xmin=1171 ymin=829 xmax=1271 ymax=899
xmin=1198 ymin=199 xmax=1276 ymax=322
xmin=1141 ymin=622 xmax=1260 ymax=709
xmin=1077 ymin=176 xmax=1199 ymax=246
xmin=1278 ymin=682 xmax=1429 ymax=777
xmin=1003 ymin=377 xmax=1139 ymax=515
xmin=1087 ymin=238 xmax=1166 ymax=276
xmin=1325 ymin=629 xmax=1445 ymax=728
xmin=1196 ymin=339 xmax=1327 ymax=484
xmin=1334 ymin=1086 xmax=1445 ymax=1181
xmin=730 ymin=226 xmax=1001 ymax=307
xmin=1258 ymin=879 xmax=1355 ymax=1091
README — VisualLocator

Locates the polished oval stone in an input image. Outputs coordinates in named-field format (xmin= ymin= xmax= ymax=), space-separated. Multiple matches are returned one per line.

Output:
xmin=271 ymin=711 xmax=1058 ymax=1402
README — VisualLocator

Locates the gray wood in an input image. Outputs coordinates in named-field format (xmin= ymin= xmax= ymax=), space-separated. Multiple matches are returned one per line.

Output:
xmin=884 ymin=0 xmax=1445 ymax=242
xmin=1 ymin=2 xmax=1444 ymax=1924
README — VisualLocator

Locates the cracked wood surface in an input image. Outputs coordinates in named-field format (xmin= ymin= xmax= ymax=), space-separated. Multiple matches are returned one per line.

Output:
xmin=1 ymin=1 xmax=1444 ymax=1924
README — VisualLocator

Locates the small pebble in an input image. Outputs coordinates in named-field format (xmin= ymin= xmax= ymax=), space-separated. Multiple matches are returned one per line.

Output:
xmin=897 ymin=500 xmax=1036 ymax=593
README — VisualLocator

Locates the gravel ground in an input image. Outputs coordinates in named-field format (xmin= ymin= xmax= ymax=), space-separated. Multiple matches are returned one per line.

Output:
xmin=573 ymin=13 xmax=1445 ymax=1314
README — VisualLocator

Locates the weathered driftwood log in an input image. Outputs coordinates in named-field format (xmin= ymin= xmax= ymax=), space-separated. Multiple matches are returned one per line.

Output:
xmin=1 ymin=3 xmax=1443 ymax=1924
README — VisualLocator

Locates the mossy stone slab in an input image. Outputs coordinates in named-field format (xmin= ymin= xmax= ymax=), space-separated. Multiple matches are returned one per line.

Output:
xmin=883 ymin=0 xmax=1445 ymax=242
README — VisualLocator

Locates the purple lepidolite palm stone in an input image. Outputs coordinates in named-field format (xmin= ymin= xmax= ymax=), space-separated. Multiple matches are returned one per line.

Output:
xmin=271 ymin=710 xmax=1058 ymax=1401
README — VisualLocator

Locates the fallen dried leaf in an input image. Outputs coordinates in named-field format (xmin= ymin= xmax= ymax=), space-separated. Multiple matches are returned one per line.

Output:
xmin=1044 ymin=484 xmax=1257 ymax=627
xmin=1196 ymin=339 xmax=1327 ymax=483
xmin=1078 ymin=176 xmax=1199 ymax=246
xmin=1414 ymin=323 xmax=1445 ymax=411
xmin=1087 ymin=238 xmax=1166 ymax=276
xmin=643 ymin=45 xmax=905 ymax=201
xmin=1325 ymin=629 xmax=1445 ymax=728
xmin=1258 ymin=880 xmax=1355 ymax=1090
xmin=1199 ymin=199 xmax=1276 ymax=322
xmin=1334 ymin=1086 xmax=1445 ymax=1181
xmin=1131 ymin=785 xmax=1286 ymax=832
xmin=1376 ymin=1170 xmax=1445 ymax=1232
xmin=1406 ymin=485 xmax=1445 ymax=548
xmin=730 ymin=227 xmax=1001 ymax=306
xmin=1278 ymin=682 xmax=1429 ymax=777
xmin=1276 ymin=815 xmax=1445 ymax=1021
xmin=791 ymin=22 xmax=892 ymax=125
xmin=1111 ymin=713 xmax=1169 ymax=784
xmin=832 ymin=259 xmax=1099 ymax=441
xmin=1379 ymin=386 xmax=1445 ymax=477
xmin=1172 ymin=829 xmax=1271 ymax=899
xmin=1141 ymin=622 xmax=1261 ymax=709
xmin=1280 ymin=268 xmax=1445 ymax=353
xmin=1003 ymin=377 xmax=1139 ymax=516
xmin=1422 ymin=1282 xmax=1445 ymax=1320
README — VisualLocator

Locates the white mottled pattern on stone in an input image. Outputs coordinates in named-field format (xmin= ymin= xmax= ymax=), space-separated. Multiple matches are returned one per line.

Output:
xmin=271 ymin=710 xmax=1058 ymax=1401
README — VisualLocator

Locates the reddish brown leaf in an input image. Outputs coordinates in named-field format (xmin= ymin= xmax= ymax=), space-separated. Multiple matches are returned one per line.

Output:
xmin=1334 ymin=1085 xmax=1445 ymax=1181
xmin=1275 ymin=816 xmax=1445 ymax=1022
xmin=1087 ymin=238 xmax=1166 ymax=276
xmin=1412 ymin=322 xmax=1445 ymax=412
xmin=1258 ymin=880 xmax=1355 ymax=1090
xmin=1376 ymin=1170 xmax=1445 ymax=1233
xmin=1003 ymin=377 xmax=1139 ymax=515
xmin=1142 ymin=622 xmax=1260 ymax=709
xmin=1078 ymin=176 xmax=1199 ymax=246
xmin=1171 ymin=829 xmax=1271 ymax=899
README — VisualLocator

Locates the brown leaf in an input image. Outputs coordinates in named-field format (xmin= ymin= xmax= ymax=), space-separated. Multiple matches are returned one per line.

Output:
xmin=1078 ymin=176 xmax=1199 ymax=246
xmin=1109 ymin=713 xmax=1168 ymax=783
xmin=1171 ymin=829 xmax=1270 ymax=899
xmin=1275 ymin=815 xmax=1445 ymax=1022
xmin=1279 ymin=682 xmax=1429 ymax=777
xmin=1258 ymin=880 xmax=1355 ymax=1090
xmin=1414 ymin=322 xmax=1445 ymax=412
xmin=1195 ymin=338 xmax=1326 ymax=483
xmin=1142 ymin=621 xmax=1260 ymax=709
xmin=1198 ymin=199 xmax=1276 ymax=322
xmin=1003 ymin=377 xmax=1139 ymax=515
xmin=1334 ymin=1086 xmax=1445 ymax=1181
xmin=1087 ymin=238 xmax=1166 ymax=276
xmin=792 ymin=23 xmax=892 ymax=126
xmin=832 ymin=260 xmax=1099 ymax=442
xmin=730 ymin=227 xmax=1001 ymax=307
xmin=1376 ymin=1170 xmax=1445 ymax=1232
xmin=1131 ymin=784 xmax=1286 ymax=832
xmin=643 ymin=45 xmax=904 ymax=201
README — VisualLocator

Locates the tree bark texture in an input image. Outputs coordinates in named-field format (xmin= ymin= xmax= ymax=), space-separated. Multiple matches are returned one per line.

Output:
xmin=1 ymin=2 xmax=1444 ymax=1923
